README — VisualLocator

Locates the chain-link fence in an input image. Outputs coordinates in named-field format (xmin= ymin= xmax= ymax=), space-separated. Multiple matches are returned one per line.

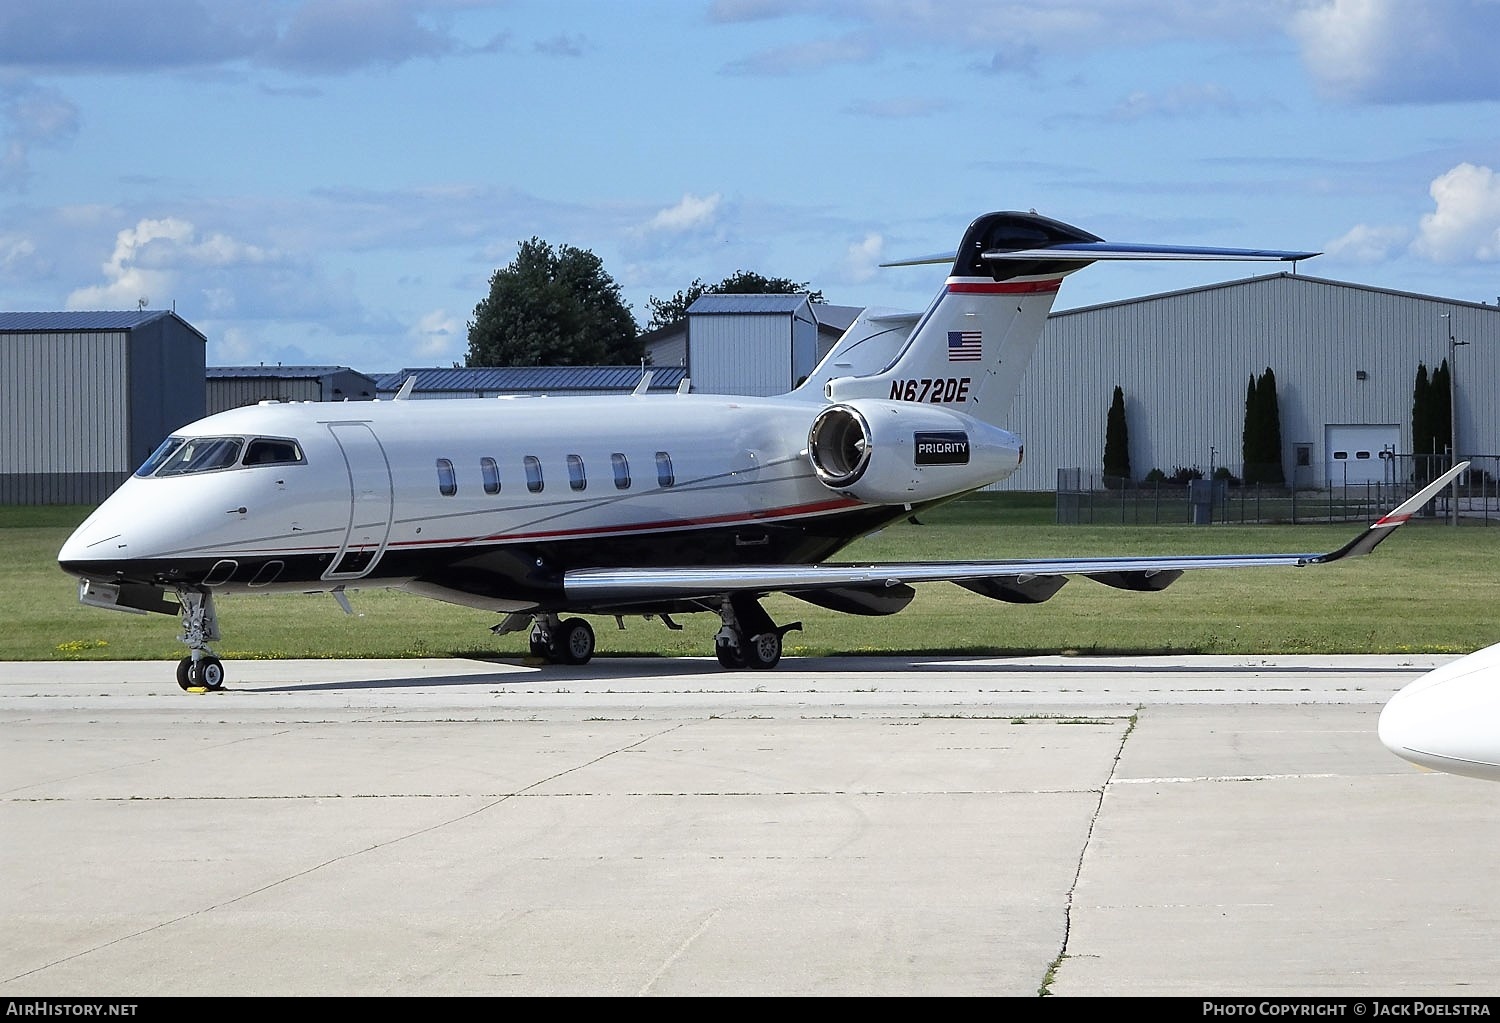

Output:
xmin=1055 ymin=454 xmax=1500 ymax=525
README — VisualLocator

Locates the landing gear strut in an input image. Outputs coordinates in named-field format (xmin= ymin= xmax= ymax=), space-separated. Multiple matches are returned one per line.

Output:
xmin=715 ymin=594 xmax=800 ymax=671
xmin=175 ymin=588 xmax=225 ymax=691
xmin=527 ymin=613 xmax=596 ymax=665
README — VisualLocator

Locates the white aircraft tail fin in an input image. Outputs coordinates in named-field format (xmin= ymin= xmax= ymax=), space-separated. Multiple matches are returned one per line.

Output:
xmin=824 ymin=211 xmax=1318 ymax=428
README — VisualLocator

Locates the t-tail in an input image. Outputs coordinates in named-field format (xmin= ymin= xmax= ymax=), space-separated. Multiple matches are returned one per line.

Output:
xmin=821 ymin=211 xmax=1318 ymax=429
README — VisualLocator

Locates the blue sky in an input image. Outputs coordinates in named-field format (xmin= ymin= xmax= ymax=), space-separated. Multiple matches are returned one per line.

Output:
xmin=3 ymin=0 xmax=1499 ymax=373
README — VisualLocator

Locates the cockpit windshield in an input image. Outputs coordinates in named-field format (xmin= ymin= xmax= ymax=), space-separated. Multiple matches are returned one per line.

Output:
xmin=153 ymin=437 xmax=244 ymax=477
xmin=134 ymin=436 xmax=305 ymax=478
xmin=134 ymin=437 xmax=186 ymax=477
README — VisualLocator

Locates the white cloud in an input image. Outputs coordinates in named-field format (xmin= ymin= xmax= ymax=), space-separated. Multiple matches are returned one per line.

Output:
xmin=644 ymin=193 xmax=724 ymax=234
xmin=1324 ymin=222 xmax=1410 ymax=263
xmin=839 ymin=232 xmax=884 ymax=284
xmin=0 ymin=232 xmax=37 ymax=270
xmin=410 ymin=309 xmax=460 ymax=359
xmin=66 ymin=215 xmax=282 ymax=310
xmin=1413 ymin=163 xmax=1500 ymax=262
xmin=1291 ymin=0 xmax=1500 ymax=102
xmin=212 ymin=326 xmax=261 ymax=365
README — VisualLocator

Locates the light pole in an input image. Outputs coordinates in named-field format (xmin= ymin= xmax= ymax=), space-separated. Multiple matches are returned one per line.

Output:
xmin=1442 ymin=312 xmax=1468 ymax=526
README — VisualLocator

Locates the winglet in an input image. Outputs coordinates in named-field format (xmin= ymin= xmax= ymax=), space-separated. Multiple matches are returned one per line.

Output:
xmin=394 ymin=376 xmax=416 ymax=401
xmin=1316 ymin=461 xmax=1470 ymax=563
xmin=632 ymin=370 xmax=654 ymax=396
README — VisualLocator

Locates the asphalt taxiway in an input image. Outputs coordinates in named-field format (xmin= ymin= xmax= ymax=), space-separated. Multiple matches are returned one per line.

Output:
xmin=3 ymin=654 xmax=1498 ymax=997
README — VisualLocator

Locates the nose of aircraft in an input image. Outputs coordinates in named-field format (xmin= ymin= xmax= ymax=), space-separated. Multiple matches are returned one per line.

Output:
xmin=1379 ymin=642 xmax=1500 ymax=782
xmin=57 ymin=485 xmax=147 ymax=579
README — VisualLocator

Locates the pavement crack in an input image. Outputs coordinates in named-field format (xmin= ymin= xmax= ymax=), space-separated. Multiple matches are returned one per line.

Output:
xmin=1040 ymin=705 xmax=1138 ymax=996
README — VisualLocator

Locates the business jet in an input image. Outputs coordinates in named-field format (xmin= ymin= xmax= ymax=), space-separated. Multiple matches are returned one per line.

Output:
xmin=1380 ymin=640 xmax=1500 ymax=782
xmin=56 ymin=209 xmax=1466 ymax=691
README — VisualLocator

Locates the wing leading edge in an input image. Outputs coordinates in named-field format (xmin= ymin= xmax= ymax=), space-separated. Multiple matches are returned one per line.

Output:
xmin=564 ymin=463 xmax=1468 ymax=605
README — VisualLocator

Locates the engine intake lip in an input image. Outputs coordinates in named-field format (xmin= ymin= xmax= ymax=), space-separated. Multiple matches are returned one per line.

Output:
xmin=808 ymin=405 xmax=872 ymax=488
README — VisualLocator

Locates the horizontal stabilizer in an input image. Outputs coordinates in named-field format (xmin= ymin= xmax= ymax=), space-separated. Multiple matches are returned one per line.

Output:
xmin=879 ymin=251 xmax=959 ymax=267
xmin=982 ymin=242 xmax=1319 ymax=262
xmin=882 ymin=241 xmax=1319 ymax=269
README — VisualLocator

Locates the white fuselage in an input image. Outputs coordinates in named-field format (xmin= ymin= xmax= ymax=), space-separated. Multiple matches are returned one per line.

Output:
xmin=1380 ymin=640 xmax=1500 ymax=782
xmin=58 ymin=389 xmax=1023 ymax=614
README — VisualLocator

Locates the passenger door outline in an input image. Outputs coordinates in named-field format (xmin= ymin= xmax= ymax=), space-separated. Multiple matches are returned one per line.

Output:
xmin=323 ymin=422 xmax=394 ymax=581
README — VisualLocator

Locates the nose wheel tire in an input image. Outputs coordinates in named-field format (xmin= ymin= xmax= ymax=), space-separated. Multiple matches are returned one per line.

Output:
xmin=177 ymin=656 xmax=225 ymax=691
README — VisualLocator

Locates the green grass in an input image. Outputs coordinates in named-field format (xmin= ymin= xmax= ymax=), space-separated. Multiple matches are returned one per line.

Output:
xmin=13 ymin=494 xmax=1500 ymax=661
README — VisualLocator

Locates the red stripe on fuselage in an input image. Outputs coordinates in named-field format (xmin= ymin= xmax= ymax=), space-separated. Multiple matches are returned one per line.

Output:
xmin=946 ymin=279 xmax=1062 ymax=294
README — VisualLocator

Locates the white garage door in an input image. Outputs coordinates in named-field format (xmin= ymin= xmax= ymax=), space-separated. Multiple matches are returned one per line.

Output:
xmin=1324 ymin=424 xmax=1399 ymax=486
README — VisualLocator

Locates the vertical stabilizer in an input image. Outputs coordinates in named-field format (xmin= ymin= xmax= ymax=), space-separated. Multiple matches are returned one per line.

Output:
xmin=823 ymin=212 xmax=1100 ymax=428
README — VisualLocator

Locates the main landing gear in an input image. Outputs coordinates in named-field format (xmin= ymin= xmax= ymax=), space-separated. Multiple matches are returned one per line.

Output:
xmin=715 ymin=594 xmax=801 ymax=671
xmin=514 ymin=598 xmax=798 ymax=670
xmin=527 ymin=613 xmax=596 ymax=666
xmin=174 ymin=588 xmax=226 ymax=691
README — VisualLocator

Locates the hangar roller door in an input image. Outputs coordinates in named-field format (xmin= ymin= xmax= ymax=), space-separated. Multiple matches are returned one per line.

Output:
xmin=1324 ymin=424 xmax=1399 ymax=486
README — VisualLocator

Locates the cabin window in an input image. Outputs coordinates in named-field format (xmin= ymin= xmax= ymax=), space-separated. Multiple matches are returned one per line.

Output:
xmin=1355 ymin=450 xmax=1372 ymax=460
xmin=567 ymin=454 xmax=586 ymax=491
xmin=611 ymin=452 xmax=630 ymax=490
xmin=655 ymin=451 xmax=675 ymax=488
xmin=481 ymin=457 xmax=501 ymax=495
xmin=244 ymin=438 xmax=304 ymax=466
xmin=436 ymin=458 xmax=457 ymax=496
xmin=1333 ymin=451 xmax=1348 ymax=460
xmin=524 ymin=455 xmax=544 ymax=493
xmin=154 ymin=437 xmax=244 ymax=477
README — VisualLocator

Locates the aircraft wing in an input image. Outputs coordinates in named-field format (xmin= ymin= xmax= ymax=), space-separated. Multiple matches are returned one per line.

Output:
xmin=565 ymin=463 xmax=1467 ymax=605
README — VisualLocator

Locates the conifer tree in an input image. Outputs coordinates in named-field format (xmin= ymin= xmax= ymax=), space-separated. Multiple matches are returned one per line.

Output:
xmin=1431 ymin=359 xmax=1452 ymax=466
xmin=1256 ymin=367 xmax=1285 ymax=485
xmin=1412 ymin=362 xmax=1433 ymax=481
xmin=1242 ymin=368 xmax=1285 ymax=485
xmin=1102 ymin=385 xmax=1131 ymax=486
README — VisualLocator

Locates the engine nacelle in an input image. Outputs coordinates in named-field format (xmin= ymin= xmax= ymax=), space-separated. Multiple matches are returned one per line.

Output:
xmin=806 ymin=399 xmax=1023 ymax=504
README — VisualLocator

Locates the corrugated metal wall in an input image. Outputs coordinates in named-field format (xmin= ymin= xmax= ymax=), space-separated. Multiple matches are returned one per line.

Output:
xmin=127 ymin=316 xmax=206 ymax=470
xmin=1 ymin=331 xmax=129 ymax=502
xmin=1001 ymin=274 xmax=1500 ymax=490
xmin=2 ymin=317 xmax=206 ymax=504
xmin=690 ymin=315 xmax=795 ymax=396
xmin=208 ymin=378 xmax=322 ymax=414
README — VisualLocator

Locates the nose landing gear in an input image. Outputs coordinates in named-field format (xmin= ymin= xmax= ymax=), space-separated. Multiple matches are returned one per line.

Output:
xmin=174 ymin=589 xmax=225 ymax=691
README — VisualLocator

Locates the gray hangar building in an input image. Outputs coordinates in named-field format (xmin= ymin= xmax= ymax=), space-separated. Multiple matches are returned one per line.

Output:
xmin=642 ymin=271 xmax=1498 ymax=491
xmin=0 ymin=310 xmax=206 ymax=504
xmin=1004 ymin=272 xmax=1500 ymax=491
xmin=206 ymin=365 xmax=378 ymax=415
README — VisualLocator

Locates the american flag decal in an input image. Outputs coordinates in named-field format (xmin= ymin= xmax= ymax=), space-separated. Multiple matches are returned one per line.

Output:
xmin=947 ymin=330 xmax=982 ymax=362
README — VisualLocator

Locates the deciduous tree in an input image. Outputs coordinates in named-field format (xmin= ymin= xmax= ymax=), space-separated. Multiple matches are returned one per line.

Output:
xmin=467 ymin=238 xmax=640 ymax=366
xmin=646 ymin=270 xmax=823 ymax=330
